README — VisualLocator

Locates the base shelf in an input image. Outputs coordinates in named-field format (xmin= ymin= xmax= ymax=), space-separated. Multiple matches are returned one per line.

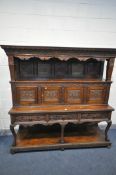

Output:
xmin=10 ymin=124 xmax=111 ymax=153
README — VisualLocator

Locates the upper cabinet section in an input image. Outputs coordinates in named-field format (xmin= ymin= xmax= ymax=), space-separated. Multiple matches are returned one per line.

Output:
xmin=14 ymin=58 xmax=104 ymax=80
xmin=1 ymin=45 xmax=116 ymax=81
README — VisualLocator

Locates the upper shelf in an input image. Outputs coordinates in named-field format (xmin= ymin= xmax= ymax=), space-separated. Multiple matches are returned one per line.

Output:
xmin=14 ymin=57 xmax=104 ymax=80
xmin=1 ymin=45 xmax=116 ymax=81
xmin=1 ymin=45 xmax=116 ymax=61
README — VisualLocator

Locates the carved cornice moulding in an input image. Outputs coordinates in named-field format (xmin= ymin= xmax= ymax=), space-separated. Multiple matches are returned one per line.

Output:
xmin=1 ymin=45 xmax=116 ymax=61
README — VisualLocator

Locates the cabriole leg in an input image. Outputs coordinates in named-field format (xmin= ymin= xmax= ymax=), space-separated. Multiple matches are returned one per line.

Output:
xmin=10 ymin=124 xmax=16 ymax=146
xmin=105 ymin=120 xmax=112 ymax=141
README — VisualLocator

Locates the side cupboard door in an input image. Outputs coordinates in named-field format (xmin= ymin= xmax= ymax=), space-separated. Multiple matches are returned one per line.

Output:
xmin=86 ymin=85 xmax=107 ymax=104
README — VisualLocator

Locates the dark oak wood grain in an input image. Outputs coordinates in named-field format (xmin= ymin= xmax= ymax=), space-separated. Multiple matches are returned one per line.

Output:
xmin=1 ymin=45 xmax=116 ymax=153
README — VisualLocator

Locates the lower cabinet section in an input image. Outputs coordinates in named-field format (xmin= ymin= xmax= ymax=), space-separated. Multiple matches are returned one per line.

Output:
xmin=10 ymin=110 xmax=112 ymax=153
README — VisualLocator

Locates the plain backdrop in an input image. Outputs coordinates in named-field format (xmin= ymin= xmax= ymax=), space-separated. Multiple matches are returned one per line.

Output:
xmin=0 ymin=0 xmax=116 ymax=130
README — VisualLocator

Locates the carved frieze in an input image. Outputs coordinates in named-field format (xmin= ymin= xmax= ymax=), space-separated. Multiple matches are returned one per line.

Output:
xmin=12 ymin=114 xmax=79 ymax=123
xmin=81 ymin=112 xmax=108 ymax=119
xmin=14 ymin=115 xmax=47 ymax=122
xmin=12 ymin=112 xmax=109 ymax=125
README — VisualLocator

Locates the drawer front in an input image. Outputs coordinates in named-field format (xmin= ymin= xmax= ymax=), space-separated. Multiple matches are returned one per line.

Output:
xmin=11 ymin=114 xmax=79 ymax=123
xmin=12 ymin=115 xmax=46 ymax=123
xmin=64 ymin=86 xmax=83 ymax=104
xmin=42 ymin=86 xmax=62 ymax=104
xmin=48 ymin=114 xmax=79 ymax=120
xmin=81 ymin=112 xmax=109 ymax=120
xmin=86 ymin=86 xmax=106 ymax=104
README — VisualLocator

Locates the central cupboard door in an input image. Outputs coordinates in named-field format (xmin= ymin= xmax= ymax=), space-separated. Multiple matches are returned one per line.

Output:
xmin=64 ymin=86 xmax=84 ymax=104
xmin=42 ymin=86 xmax=62 ymax=104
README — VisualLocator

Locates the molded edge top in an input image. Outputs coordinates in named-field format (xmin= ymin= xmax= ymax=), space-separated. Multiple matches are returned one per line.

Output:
xmin=1 ymin=45 xmax=116 ymax=61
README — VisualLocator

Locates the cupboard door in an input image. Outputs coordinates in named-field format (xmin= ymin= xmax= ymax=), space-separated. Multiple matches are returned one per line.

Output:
xmin=42 ymin=86 xmax=61 ymax=104
xmin=16 ymin=86 xmax=38 ymax=105
xmin=87 ymin=86 xmax=106 ymax=104
xmin=64 ymin=86 xmax=83 ymax=104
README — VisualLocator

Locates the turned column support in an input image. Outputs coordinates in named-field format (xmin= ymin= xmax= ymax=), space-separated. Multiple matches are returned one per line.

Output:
xmin=106 ymin=57 xmax=115 ymax=81
xmin=60 ymin=123 xmax=66 ymax=144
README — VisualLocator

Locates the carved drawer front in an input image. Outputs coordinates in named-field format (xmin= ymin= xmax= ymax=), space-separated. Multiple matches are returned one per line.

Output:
xmin=12 ymin=115 xmax=47 ymax=123
xmin=81 ymin=112 xmax=108 ymax=120
xmin=42 ymin=86 xmax=61 ymax=104
xmin=48 ymin=114 xmax=79 ymax=121
xmin=12 ymin=114 xmax=79 ymax=124
xmin=87 ymin=86 xmax=106 ymax=104
xmin=16 ymin=86 xmax=38 ymax=105
xmin=64 ymin=87 xmax=83 ymax=104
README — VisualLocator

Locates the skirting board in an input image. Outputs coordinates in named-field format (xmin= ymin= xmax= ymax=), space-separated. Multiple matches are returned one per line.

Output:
xmin=0 ymin=124 xmax=116 ymax=136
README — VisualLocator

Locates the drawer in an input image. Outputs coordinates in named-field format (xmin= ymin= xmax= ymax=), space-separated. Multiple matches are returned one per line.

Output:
xmin=11 ymin=113 xmax=79 ymax=124
xmin=81 ymin=112 xmax=109 ymax=120
xmin=11 ymin=115 xmax=48 ymax=123
xmin=48 ymin=114 xmax=79 ymax=120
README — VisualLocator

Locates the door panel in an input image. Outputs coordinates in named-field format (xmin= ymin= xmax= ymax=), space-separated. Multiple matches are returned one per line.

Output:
xmin=64 ymin=86 xmax=83 ymax=104
xmin=42 ymin=86 xmax=61 ymax=104
xmin=87 ymin=86 xmax=106 ymax=104
xmin=16 ymin=86 xmax=38 ymax=105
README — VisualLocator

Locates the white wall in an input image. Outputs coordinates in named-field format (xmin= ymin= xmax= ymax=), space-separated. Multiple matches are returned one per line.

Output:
xmin=0 ymin=0 xmax=116 ymax=130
